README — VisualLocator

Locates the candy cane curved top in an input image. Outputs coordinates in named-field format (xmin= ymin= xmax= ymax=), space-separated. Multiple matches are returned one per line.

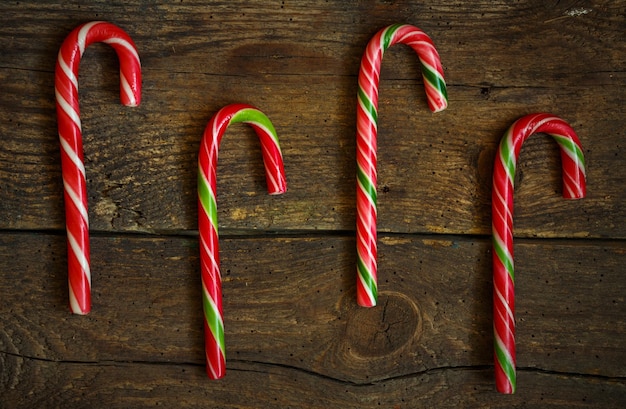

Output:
xmin=356 ymin=24 xmax=448 ymax=307
xmin=492 ymin=113 xmax=586 ymax=394
xmin=198 ymin=103 xmax=287 ymax=379
xmin=55 ymin=21 xmax=142 ymax=315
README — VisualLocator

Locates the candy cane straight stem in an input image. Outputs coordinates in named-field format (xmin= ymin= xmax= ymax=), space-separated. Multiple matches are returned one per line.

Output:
xmin=198 ymin=103 xmax=287 ymax=379
xmin=492 ymin=113 xmax=586 ymax=394
xmin=55 ymin=21 xmax=141 ymax=315
xmin=356 ymin=24 xmax=448 ymax=307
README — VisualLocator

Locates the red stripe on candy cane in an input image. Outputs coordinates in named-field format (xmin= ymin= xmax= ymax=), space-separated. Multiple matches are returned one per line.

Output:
xmin=492 ymin=113 xmax=586 ymax=393
xmin=55 ymin=21 xmax=141 ymax=314
xmin=198 ymin=104 xmax=287 ymax=379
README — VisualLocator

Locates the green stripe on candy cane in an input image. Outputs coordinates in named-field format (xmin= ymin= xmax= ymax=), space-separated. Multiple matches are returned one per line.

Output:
xmin=380 ymin=25 xmax=447 ymax=100
xmin=492 ymin=234 xmax=514 ymax=282
xmin=198 ymin=103 xmax=287 ymax=379
xmin=420 ymin=61 xmax=448 ymax=102
xmin=499 ymin=132 xmax=517 ymax=183
xmin=355 ymin=23 xmax=448 ymax=307
xmin=357 ymin=166 xmax=377 ymax=204
xmin=198 ymin=170 xmax=218 ymax=232
xmin=357 ymin=256 xmax=377 ymax=301
xmin=357 ymin=87 xmax=378 ymax=124
xmin=382 ymin=24 xmax=403 ymax=49
xmin=491 ymin=113 xmax=586 ymax=394
xmin=552 ymin=134 xmax=587 ymax=169
xmin=494 ymin=335 xmax=517 ymax=393
xmin=202 ymin=282 xmax=225 ymax=355
xmin=231 ymin=108 xmax=281 ymax=149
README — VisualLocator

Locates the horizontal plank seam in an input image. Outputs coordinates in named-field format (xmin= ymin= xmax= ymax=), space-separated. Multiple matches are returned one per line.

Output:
xmin=2 ymin=351 xmax=624 ymax=385
xmin=1 ymin=228 xmax=625 ymax=245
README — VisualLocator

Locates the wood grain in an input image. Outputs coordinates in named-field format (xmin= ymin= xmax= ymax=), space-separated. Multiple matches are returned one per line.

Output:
xmin=1 ymin=233 xmax=624 ymax=399
xmin=0 ymin=0 xmax=625 ymax=407
xmin=2 ymin=357 xmax=625 ymax=409
xmin=0 ymin=0 xmax=624 ymax=237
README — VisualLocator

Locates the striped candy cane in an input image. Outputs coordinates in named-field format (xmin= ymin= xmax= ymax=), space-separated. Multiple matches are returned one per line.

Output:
xmin=492 ymin=113 xmax=586 ymax=394
xmin=356 ymin=24 xmax=448 ymax=307
xmin=198 ymin=104 xmax=287 ymax=379
xmin=55 ymin=21 xmax=141 ymax=315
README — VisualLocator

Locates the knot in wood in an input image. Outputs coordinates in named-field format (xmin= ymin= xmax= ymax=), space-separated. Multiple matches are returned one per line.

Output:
xmin=345 ymin=292 xmax=422 ymax=358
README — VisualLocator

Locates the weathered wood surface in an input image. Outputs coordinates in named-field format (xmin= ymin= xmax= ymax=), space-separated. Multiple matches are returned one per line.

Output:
xmin=1 ymin=0 xmax=625 ymax=407
xmin=0 ymin=0 xmax=624 ymax=237
xmin=3 ymin=360 xmax=625 ymax=409
xmin=1 ymin=233 xmax=625 ymax=407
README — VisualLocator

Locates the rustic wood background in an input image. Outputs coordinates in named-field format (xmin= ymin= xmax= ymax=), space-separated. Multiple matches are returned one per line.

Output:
xmin=1 ymin=0 xmax=625 ymax=407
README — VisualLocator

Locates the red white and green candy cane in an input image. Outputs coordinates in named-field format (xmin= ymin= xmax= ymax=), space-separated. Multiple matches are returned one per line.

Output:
xmin=492 ymin=113 xmax=586 ymax=394
xmin=55 ymin=21 xmax=141 ymax=315
xmin=356 ymin=24 xmax=448 ymax=307
xmin=198 ymin=104 xmax=287 ymax=379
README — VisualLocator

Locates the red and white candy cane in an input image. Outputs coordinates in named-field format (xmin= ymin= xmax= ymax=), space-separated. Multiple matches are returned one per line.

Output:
xmin=198 ymin=104 xmax=287 ymax=379
xmin=356 ymin=24 xmax=448 ymax=307
xmin=492 ymin=113 xmax=586 ymax=393
xmin=55 ymin=21 xmax=141 ymax=314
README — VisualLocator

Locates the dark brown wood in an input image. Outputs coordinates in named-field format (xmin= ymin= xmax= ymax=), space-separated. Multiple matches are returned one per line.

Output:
xmin=2 ymin=357 xmax=625 ymax=409
xmin=0 ymin=0 xmax=624 ymax=237
xmin=1 ymin=0 xmax=625 ymax=407
xmin=1 ymin=233 xmax=624 ymax=406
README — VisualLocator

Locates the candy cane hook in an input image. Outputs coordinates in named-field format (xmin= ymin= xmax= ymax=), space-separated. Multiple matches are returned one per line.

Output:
xmin=198 ymin=104 xmax=287 ymax=379
xmin=492 ymin=113 xmax=586 ymax=394
xmin=55 ymin=21 xmax=142 ymax=315
xmin=356 ymin=24 xmax=448 ymax=307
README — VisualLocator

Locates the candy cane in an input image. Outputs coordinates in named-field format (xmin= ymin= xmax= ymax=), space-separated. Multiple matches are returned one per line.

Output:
xmin=356 ymin=24 xmax=448 ymax=307
xmin=198 ymin=103 xmax=287 ymax=379
xmin=55 ymin=21 xmax=141 ymax=315
xmin=492 ymin=113 xmax=586 ymax=394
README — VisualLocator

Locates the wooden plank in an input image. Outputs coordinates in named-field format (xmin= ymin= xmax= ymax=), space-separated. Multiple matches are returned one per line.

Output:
xmin=1 ymin=233 xmax=623 ymax=382
xmin=0 ymin=1 xmax=623 ymax=86
xmin=0 ymin=70 xmax=623 ymax=236
xmin=2 ymin=356 xmax=625 ymax=408
xmin=0 ymin=1 xmax=624 ymax=237
xmin=0 ymin=1 xmax=624 ymax=406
